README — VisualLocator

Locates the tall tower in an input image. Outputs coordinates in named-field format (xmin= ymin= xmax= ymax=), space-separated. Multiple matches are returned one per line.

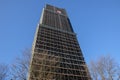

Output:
xmin=28 ymin=4 xmax=91 ymax=80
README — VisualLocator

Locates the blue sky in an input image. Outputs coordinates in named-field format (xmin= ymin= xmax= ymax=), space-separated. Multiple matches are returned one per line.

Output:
xmin=0 ymin=0 xmax=120 ymax=65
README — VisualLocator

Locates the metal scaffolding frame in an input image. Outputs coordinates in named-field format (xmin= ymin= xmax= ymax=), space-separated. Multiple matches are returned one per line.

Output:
xmin=28 ymin=4 xmax=91 ymax=80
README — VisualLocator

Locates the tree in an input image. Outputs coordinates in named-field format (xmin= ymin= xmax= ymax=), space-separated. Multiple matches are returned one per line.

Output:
xmin=89 ymin=55 xmax=119 ymax=80
xmin=0 ymin=64 xmax=8 ymax=80
xmin=89 ymin=61 xmax=98 ymax=80
xmin=116 ymin=65 xmax=120 ymax=80
xmin=10 ymin=49 xmax=59 ymax=80
xmin=10 ymin=49 xmax=31 ymax=80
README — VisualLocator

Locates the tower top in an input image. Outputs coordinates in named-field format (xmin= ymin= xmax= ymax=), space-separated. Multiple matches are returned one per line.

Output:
xmin=45 ymin=4 xmax=67 ymax=16
xmin=40 ymin=4 xmax=74 ymax=32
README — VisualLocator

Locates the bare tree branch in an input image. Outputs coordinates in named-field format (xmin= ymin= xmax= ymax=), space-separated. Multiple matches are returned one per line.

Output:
xmin=89 ymin=55 xmax=119 ymax=80
xmin=89 ymin=61 xmax=98 ymax=80
xmin=10 ymin=48 xmax=31 ymax=80
xmin=0 ymin=64 xmax=8 ymax=80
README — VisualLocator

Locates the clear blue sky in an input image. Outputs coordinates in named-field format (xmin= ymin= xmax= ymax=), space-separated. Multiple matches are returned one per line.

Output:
xmin=0 ymin=0 xmax=120 ymax=65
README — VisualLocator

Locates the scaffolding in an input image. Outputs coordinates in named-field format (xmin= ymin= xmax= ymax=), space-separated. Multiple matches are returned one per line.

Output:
xmin=28 ymin=4 xmax=91 ymax=80
xmin=28 ymin=26 xmax=91 ymax=80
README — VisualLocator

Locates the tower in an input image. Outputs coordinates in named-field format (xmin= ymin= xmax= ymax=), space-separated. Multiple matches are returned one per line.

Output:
xmin=28 ymin=4 xmax=91 ymax=80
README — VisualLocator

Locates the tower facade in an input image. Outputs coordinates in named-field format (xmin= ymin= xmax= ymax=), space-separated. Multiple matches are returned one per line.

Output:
xmin=28 ymin=4 xmax=91 ymax=80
